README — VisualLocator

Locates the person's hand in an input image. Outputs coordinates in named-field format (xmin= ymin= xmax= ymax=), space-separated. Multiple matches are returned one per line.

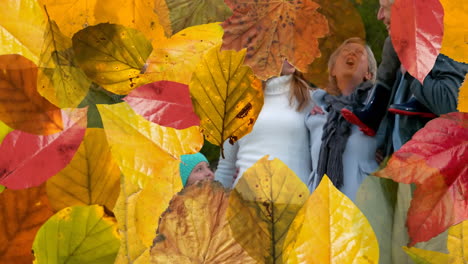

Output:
xmin=310 ymin=105 xmax=324 ymax=115
xmin=376 ymin=36 xmax=401 ymax=87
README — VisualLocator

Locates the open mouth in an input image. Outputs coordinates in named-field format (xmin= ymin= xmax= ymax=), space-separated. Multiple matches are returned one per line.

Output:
xmin=346 ymin=58 xmax=355 ymax=66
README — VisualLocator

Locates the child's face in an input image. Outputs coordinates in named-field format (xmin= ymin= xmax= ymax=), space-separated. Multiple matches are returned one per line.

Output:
xmin=186 ymin=162 xmax=214 ymax=186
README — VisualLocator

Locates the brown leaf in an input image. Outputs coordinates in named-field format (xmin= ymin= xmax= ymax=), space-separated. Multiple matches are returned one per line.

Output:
xmin=0 ymin=184 xmax=54 ymax=263
xmin=150 ymin=180 xmax=255 ymax=264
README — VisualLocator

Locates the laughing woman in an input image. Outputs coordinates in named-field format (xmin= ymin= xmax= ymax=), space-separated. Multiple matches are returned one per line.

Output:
xmin=306 ymin=38 xmax=378 ymax=201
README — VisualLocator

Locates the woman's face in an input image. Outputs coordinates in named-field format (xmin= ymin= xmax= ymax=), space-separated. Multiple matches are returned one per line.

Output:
xmin=331 ymin=42 xmax=371 ymax=89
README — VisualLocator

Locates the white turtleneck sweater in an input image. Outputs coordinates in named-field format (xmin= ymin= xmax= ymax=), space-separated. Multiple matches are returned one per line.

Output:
xmin=215 ymin=74 xmax=313 ymax=188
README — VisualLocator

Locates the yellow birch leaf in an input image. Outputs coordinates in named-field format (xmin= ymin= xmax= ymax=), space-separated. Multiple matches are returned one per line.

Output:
xmin=37 ymin=18 xmax=91 ymax=108
xmin=0 ymin=0 xmax=45 ymax=64
xmin=402 ymin=246 xmax=452 ymax=264
xmin=439 ymin=0 xmax=468 ymax=63
xmin=144 ymin=23 xmax=223 ymax=85
xmin=46 ymin=128 xmax=120 ymax=212
xmin=150 ymin=180 xmax=256 ymax=264
xmin=97 ymin=102 xmax=203 ymax=187
xmin=227 ymin=155 xmax=309 ymax=263
xmin=72 ymin=23 xmax=153 ymax=95
xmin=283 ymin=175 xmax=379 ymax=264
xmin=458 ymin=74 xmax=468 ymax=112
xmin=113 ymin=170 xmax=179 ymax=264
xmin=39 ymin=0 xmax=164 ymax=41
xmin=189 ymin=44 xmax=263 ymax=149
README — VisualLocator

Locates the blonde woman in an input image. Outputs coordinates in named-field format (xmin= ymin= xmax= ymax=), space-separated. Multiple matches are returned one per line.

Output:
xmin=306 ymin=38 xmax=378 ymax=201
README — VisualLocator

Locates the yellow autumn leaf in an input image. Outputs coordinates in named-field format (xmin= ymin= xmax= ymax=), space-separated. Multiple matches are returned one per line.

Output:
xmin=46 ymin=128 xmax=120 ymax=212
xmin=0 ymin=0 xmax=45 ymax=64
xmin=113 ymin=174 xmax=149 ymax=264
xmin=97 ymin=102 xmax=203 ymax=187
xmin=39 ymin=0 xmax=165 ymax=40
xmin=37 ymin=18 xmax=91 ymax=108
xmin=144 ymin=23 xmax=223 ymax=85
xmin=227 ymin=155 xmax=309 ymax=263
xmin=402 ymin=221 xmax=468 ymax=264
xmin=458 ymin=74 xmax=468 ymax=112
xmin=189 ymin=44 xmax=263 ymax=149
xmin=114 ymin=170 xmax=180 ymax=264
xmin=440 ymin=0 xmax=468 ymax=63
xmin=283 ymin=175 xmax=379 ymax=264
xmin=402 ymin=246 xmax=452 ymax=264
xmin=150 ymin=180 xmax=256 ymax=264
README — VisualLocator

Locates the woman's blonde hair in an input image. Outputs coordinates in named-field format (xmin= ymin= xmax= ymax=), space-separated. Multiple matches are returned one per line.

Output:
xmin=326 ymin=37 xmax=377 ymax=95
xmin=289 ymin=71 xmax=311 ymax=111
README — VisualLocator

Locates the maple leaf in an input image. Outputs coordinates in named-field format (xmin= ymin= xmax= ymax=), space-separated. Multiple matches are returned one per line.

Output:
xmin=222 ymin=0 xmax=329 ymax=80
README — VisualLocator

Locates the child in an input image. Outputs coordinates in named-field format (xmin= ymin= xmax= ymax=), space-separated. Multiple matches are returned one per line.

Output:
xmin=179 ymin=153 xmax=214 ymax=187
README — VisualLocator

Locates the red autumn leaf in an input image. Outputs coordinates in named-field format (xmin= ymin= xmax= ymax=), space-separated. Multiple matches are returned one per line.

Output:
xmin=123 ymin=81 xmax=200 ymax=129
xmin=390 ymin=0 xmax=444 ymax=83
xmin=374 ymin=112 xmax=468 ymax=246
xmin=221 ymin=0 xmax=329 ymax=80
xmin=0 ymin=108 xmax=87 ymax=189
xmin=0 ymin=184 xmax=54 ymax=264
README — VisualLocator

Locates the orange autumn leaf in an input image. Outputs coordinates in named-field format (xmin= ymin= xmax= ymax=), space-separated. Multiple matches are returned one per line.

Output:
xmin=439 ymin=0 xmax=468 ymax=64
xmin=0 ymin=184 xmax=54 ymax=264
xmin=375 ymin=112 xmax=468 ymax=246
xmin=150 ymin=180 xmax=255 ymax=264
xmin=222 ymin=0 xmax=329 ymax=80
xmin=458 ymin=74 xmax=468 ymax=113
xmin=0 ymin=54 xmax=62 ymax=135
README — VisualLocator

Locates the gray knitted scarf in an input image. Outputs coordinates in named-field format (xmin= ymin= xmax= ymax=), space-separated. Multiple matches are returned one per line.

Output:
xmin=316 ymin=81 xmax=373 ymax=188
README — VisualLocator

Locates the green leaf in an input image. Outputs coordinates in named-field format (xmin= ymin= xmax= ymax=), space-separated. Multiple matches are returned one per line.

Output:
xmin=0 ymin=185 xmax=4 ymax=193
xmin=72 ymin=23 xmax=153 ymax=95
xmin=32 ymin=205 xmax=120 ymax=264
xmin=78 ymin=83 xmax=124 ymax=128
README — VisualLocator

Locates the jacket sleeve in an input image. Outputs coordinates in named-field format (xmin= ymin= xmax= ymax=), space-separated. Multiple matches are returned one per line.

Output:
xmin=214 ymin=140 xmax=239 ymax=188
xmin=409 ymin=54 xmax=468 ymax=115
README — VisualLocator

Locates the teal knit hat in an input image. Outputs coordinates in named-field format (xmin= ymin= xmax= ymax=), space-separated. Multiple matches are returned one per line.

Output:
xmin=179 ymin=153 xmax=209 ymax=186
